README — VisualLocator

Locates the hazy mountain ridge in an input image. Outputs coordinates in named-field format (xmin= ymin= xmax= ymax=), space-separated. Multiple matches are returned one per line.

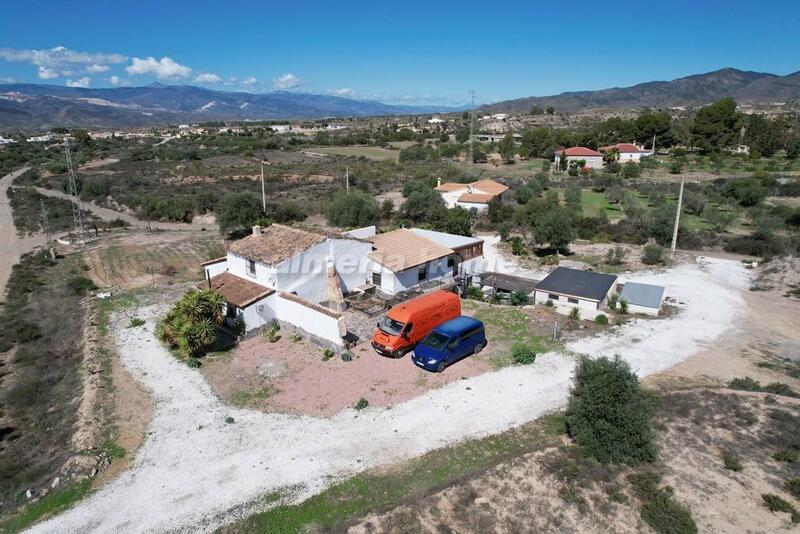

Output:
xmin=480 ymin=68 xmax=800 ymax=112
xmin=0 ymin=83 xmax=462 ymax=129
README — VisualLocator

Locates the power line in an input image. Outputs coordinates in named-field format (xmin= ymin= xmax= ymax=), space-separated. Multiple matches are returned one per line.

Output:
xmin=64 ymin=139 xmax=86 ymax=238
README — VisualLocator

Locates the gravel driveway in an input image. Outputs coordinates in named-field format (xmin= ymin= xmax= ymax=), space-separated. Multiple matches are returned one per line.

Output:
xmin=29 ymin=257 xmax=749 ymax=533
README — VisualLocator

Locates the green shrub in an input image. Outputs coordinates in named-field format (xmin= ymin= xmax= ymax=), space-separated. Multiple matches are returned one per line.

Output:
xmin=628 ymin=471 xmax=662 ymax=501
xmin=341 ymin=351 xmax=353 ymax=362
xmin=127 ymin=317 xmax=145 ymax=328
xmin=762 ymin=494 xmax=800 ymax=523
xmin=510 ymin=291 xmax=530 ymax=306
xmin=68 ymin=276 xmax=97 ymax=294
xmin=541 ymin=254 xmax=559 ymax=266
xmin=728 ymin=376 xmax=761 ymax=392
xmin=785 ymin=477 xmax=800 ymax=500
xmin=156 ymin=288 xmax=226 ymax=359
xmin=641 ymin=491 xmax=698 ymax=534
xmin=618 ymin=299 xmax=629 ymax=315
xmin=322 ymin=348 xmax=335 ymax=361
xmin=354 ymin=398 xmax=369 ymax=411
xmin=595 ymin=314 xmax=609 ymax=325
xmin=14 ymin=320 xmax=42 ymax=342
xmin=465 ymin=285 xmax=484 ymax=301
xmin=773 ymin=449 xmax=799 ymax=463
xmin=565 ymin=356 xmax=657 ymax=464
xmin=569 ymin=306 xmax=581 ymax=320
xmin=642 ymin=243 xmax=665 ymax=265
xmin=511 ymin=345 xmax=537 ymax=365
xmin=290 ymin=332 xmax=302 ymax=343
xmin=224 ymin=416 xmax=235 ymax=424
xmin=510 ymin=236 xmax=524 ymax=256
xmin=545 ymin=299 xmax=554 ymax=307
xmin=722 ymin=451 xmax=743 ymax=471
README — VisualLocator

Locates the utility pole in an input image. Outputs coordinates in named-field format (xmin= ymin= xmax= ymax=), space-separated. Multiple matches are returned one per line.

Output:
xmin=652 ymin=133 xmax=656 ymax=156
xmin=40 ymin=199 xmax=55 ymax=259
xmin=670 ymin=178 xmax=685 ymax=254
xmin=260 ymin=162 xmax=266 ymax=212
xmin=64 ymin=139 xmax=86 ymax=238
xmin=468 ymin=90 xmax=476 ymax=167
xmin=345 ymin=166 xmax=350 ymax=193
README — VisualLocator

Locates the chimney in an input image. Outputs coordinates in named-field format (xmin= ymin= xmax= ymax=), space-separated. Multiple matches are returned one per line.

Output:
xmin=252 ymin=225 xmax=262 ymax=236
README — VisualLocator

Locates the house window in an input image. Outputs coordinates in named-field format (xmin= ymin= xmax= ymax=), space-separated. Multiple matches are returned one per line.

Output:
xmin=568 ymin=297 xmax=579 ymax=304
xmin=548 ymin=293 xmax=560 ymax=301
xmin=247 ymin=259 xmax=256 ymax=277
xmin=418 ymin=265 xmax=428 ymax=282
xmin=372 ymin=272 xmax=382 ymax=286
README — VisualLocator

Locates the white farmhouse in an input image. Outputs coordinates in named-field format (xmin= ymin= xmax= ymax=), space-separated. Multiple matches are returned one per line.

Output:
xmin=427 ymin=117 xmax=445 ymax=124
xmin=554 ymin=147 xmax=604 ymax=169
xmin=435 ymin=178 xmax=509 ymax=211
xmin=202 ymin=224 xmax=372 ymax=347
xmin=599 ymin=143 xmax=652 ymax=163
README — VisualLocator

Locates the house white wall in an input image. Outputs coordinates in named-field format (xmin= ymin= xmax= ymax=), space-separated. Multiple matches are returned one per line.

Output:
xmin=276 ymin=239 xmax=372 ymax=303
xmin=455 ymin=201 xmax=488 ymax=212
xmin=368 ymin=256 xmax=452 ymax=295
xmin=533 ymin=290 xmax=602 ymax=311
xmin=235 ymin=293 xmax=278 ymax=331
xmin=570 ymin=155 xmax=603 ymax=169
xmin=227 ymin=252 xmax=279 ymax=287
xmin=618 ymin=151 xmax=650 ymax=163
xmin=203 ymin=259 xmax=229 ymax=279
xmin=625 ymin=303 xmax=660 ymax=316
xmin=277 ymin=294 xmax=345 ymax=347
xmin=440 ymin=189 xmax=467 ymax=208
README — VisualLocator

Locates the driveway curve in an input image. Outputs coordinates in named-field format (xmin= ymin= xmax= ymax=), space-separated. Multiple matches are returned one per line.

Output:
xmin=29 ymin=258 xmax=750 ymax=533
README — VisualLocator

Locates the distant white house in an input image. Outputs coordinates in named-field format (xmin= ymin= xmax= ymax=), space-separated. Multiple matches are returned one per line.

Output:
xmin=26 ymin=134 xmax=53 ymax=143
xmin=554 ymin=147 xmax=603 ymax=169
xmin=427 ymin=117 xmax=445 ymax=124
xmin=435 ymin=178 xmax=509 ymax=211
xmin=599 ymin=143 xmax=652 ymax=163
xmin=0 ymin=136 xmax=15 ymax=145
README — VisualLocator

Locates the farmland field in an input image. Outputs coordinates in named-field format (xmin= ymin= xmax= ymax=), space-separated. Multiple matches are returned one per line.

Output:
xmin=83 ymin=231 xmax=224 ymax=289
xmin=313 ymin=146 xmax=401 ymax=161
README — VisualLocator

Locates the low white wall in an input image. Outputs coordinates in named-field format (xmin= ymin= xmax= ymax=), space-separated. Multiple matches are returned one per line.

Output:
xmin=240 ymin=293 xmax=278 ymax=331
xmin=626 ymin=303 xmax=660 ymax=316
xmin=277 ymin=293 xmax=345 ymax=347
xmin=203 ymin=259 xmax=229 ymax=279
xmin=456 ymin=201 xmax=488 ymax=211
xmin=534 ymin=290 xmax=599 ymax=311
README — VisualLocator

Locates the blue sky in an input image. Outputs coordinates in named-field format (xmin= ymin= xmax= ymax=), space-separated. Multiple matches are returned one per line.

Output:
xmin=1 ymin=0 xmax=798 ymax=105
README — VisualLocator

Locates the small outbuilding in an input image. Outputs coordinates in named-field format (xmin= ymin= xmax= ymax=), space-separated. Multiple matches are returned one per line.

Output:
xmin=533 ymin=267 xmax=617 ymax=310
xmin=617 ymin=281 xmax=666 ymax=316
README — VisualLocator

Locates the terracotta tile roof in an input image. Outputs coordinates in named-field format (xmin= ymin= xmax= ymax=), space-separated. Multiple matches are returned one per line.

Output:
xmin=458 ymin=192 xmax=494 ymax=204
xmin=556 ymin=146 xmax=602 ymax=157
xmin=599 ymin=143 xmax=648 ymax=154
xmin=199 ymin=272 xmax=274 ymax=308
xmin=435 ymin=182 xmax=468 ymax=192
xmin=368 ymin=228 xmax=453 ymax=272
xmin=227 ymin=224 xmax=327 ymax=265
xmin=470 ymin=179 xmax=508 ymax=196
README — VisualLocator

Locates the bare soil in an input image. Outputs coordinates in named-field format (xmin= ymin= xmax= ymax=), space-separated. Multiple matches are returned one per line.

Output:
xmin=201 ymin=334 xmax=493 ymax=417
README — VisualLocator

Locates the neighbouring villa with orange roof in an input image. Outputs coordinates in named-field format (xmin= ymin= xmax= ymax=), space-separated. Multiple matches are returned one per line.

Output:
xmin=434 ymin=178 xmax=509 ymax=211
xmin=554 ymin=146 xmax=604 ymax=169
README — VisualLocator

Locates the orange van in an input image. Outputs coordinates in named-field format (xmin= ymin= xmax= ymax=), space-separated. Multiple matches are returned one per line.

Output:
xmin=371 ymin=290 xmax=461 ymax=358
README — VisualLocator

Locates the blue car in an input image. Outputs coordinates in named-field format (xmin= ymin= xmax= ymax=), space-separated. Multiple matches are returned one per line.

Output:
xmin=412 ymin=316 xmax=487 ymax=373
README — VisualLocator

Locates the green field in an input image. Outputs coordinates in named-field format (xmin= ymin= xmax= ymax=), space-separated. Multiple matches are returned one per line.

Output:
xmin=313 ymin=146 xmax=400 ymax=161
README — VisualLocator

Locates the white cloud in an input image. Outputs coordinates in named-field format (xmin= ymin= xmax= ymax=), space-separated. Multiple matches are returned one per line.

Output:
xmin=66 ymin=77 xmax=90 ymax=88
xmin=329 ymin=88 xmax=356 ymax=98
xmin=241 ymin=76 xmax=257 ymax=86
xmin=86 ymin=63 xmax=109 ymax=73
xmin=38 ymin=66 xmax=59 ymax=79
xmin=273 ymin=72 xmax=303 ymax=90
xmin=0 ymin=76 xmax=15 ymax=83
xmin=194 ymin=72 xmax=221 ymax=83
xmin=126 ymin=56 xmax=192 ymax=79
xmin=110 ymin=75 xmax=121 ymax=86
xmin=0 ymin=46 xmax=126 ymax=67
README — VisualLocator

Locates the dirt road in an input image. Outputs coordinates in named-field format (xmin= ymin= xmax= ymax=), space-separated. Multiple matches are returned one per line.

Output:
xmin=0 ymin=167 xmax=45 ymax=297
xmin=28 ymin=257 xmax=750 ymax=533
xmin=31 ymin=187 xmax=217 ymax=232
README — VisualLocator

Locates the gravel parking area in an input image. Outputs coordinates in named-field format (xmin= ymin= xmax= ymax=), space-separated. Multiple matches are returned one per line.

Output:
xmin=29 ymin=257 xmax=750 ymax=533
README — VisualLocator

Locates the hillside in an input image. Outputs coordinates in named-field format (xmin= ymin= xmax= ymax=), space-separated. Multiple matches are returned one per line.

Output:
xmin=481 ymin=68 xmax=800 ymax=113
xmin=0 ymin=83 xmax=460 ymax=130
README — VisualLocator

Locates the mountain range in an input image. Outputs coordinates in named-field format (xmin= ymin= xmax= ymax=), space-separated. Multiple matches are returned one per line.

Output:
xmin=0 ymin=83 xmax=462 ymax=130
xmin=480 ymin=68 xmax=800 ymax=113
